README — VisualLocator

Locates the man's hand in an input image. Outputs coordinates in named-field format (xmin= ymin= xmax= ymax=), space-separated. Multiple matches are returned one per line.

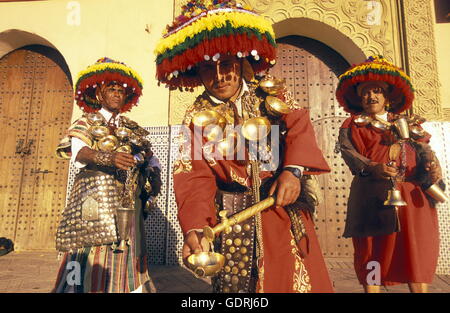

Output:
xmin=182 ymin=231 xmax=210 ymax=264
xmin=269 ymin=170 xmax=301 ymax=207
xmin=425 ymin=160 xmax=442 ymax=184
xmin=367 ymin=162 xmax=399 ymax=180
xmin=113 ymin=152 xmax=137 ymax=170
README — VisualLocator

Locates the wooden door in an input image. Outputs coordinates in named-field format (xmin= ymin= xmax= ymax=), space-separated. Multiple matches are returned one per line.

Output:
xmin=0 ymin=47 xmax=73 ymax=250
xmin=269 ymin=36 xmax=354 ymax=259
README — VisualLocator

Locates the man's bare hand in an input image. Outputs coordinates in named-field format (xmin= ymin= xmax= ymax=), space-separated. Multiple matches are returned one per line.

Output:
xmin=269 ymin=170 xmax=301 ymax=207
xmin=113 ymin=152 xmax=136 ymax=170
xmin=182 ymin=231 xmax=210 ymax=264
xmin=368 ymin=162 xmax=398 ymax=180
xmin=425 ymin=160 xmax=442 ymax=184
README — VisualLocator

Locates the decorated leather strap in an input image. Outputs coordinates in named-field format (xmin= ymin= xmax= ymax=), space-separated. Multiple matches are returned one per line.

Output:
xmin=212 ymin=190 xmax=256 ymax=293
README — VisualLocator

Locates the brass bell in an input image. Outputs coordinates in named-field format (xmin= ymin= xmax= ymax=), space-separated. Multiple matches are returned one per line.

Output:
xmin=241 ymin=117 xmax=271 ymax=141
xmin=384 ymin=188 xmax=407 ymax=206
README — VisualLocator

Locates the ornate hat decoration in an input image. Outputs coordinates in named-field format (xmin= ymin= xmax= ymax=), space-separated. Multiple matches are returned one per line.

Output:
xmin=155 ymin=0 xmax=277 ymax=90
xmin=75 ymin=57 xmax=144 ymax=113
xmin=336 ymin=55 xmax=414 ymax=114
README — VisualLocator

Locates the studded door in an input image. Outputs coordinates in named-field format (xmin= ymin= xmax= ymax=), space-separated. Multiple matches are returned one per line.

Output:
xmin=269 ymin=36 xmax=354 ymax=258
xmin=0 ymin=47 xmax=73 ymax=250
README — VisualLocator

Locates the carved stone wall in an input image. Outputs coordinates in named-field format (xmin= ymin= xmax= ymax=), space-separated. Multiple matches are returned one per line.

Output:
xmin=403 ymin=0 xmax=443 ymax=120
xmin=169 ymin=0 xmax=445 ymax=123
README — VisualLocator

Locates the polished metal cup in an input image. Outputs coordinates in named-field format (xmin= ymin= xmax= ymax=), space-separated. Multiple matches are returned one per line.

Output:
xmin=394 ymin=117 xmax=410 ymax=139
xmin=114 ymin=207 xmax=135 ymax=251
xmin=425 ymin=183 xmax=449 ymax=203
xmin=186 ymin=252 xmax=226 ymax=278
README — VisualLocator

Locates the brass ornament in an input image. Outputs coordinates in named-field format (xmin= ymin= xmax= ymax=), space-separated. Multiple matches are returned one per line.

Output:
xmin=116 ymin=145 xmax=132 ymax=153
xmin=86 ymin=112 xmax=105 ymax=126
xmin=115 ymin=127 xmax=133 ymax=141
xmin=93 ymin=151 xmax=114 ymax=167
xmin=192 ymin=110 xmax=227 ymax=128
xmin=97 ymin=135 xmax=119 ymax=152
xmin=265 ymin=96 xmax=292 ymax=116
xmin=425 ymin=184 xmax=449 ymax=203
xmin=81 ymin=196 xmax=99 ymax=221
xmin=241 ymin=117 xmax=271 ymax=141
xmin=259 ymin=76 xmax=285 ymax=95
xmin=90 ymin=126 xmax=110 ymax=139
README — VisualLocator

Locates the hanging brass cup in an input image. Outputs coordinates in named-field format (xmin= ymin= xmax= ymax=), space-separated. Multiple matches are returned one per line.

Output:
xmin=241 ymin=117 xmax=271 ymax=141
xmin=192 ymin=110 xmax=227 ymax=142
xmin=115 ymin=127 xmax=133 ymax=141
xmin=425 ymin=184 xmax=449 ymax=203
xmin=394 ymin=117 xmax=410 ymax=139
xmin=116 ymin=145 xmax=132 ymax=153
xmin=90 ymin=126 xmax=110 ymax=139
xmin=259 ymin=76 xmax=285 ymax=95
xmin=265 ymin=96 xmax=292 ymax=116
xmin=86 ymin=112 xmax=105 ymax=126
xmin=97 ymin=135 xmax=119 ymax=152
xmin=354 ymin=115 xmax=371 ymax=126
xmin=113 ymin=207 xmax=135 ymax=252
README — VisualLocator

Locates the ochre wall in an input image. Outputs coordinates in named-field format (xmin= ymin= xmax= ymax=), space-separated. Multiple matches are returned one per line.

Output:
xmin=432 ymin=0 xmax=450 ymax=110
xmin=0 ymin=0 xmax=173 ymax=126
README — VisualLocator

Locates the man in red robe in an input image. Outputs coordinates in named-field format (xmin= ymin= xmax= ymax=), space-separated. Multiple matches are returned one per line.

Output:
xmin=155 ymin=0 xmax=333 ymax=293
xmin=336 ymin=56 xmax=444 ymax=293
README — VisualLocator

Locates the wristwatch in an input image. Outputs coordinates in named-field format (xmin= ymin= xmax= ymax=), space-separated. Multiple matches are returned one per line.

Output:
xmin=283 ymin=167 xmax=303 ymax=179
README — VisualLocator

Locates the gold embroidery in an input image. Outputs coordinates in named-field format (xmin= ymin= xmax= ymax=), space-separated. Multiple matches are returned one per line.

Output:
xmin=230 ymin=167 xmax=248 ymax=186
xmin=290 ymin=235 xmax=312 ymax=293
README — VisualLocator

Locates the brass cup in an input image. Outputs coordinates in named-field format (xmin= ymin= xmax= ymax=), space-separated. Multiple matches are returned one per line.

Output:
xmin=129 ymin=134 xmax=143 ymax=148
xmin=204 ymin=124 xmax=225 ymax=142
xmin=90 ymin=126 xmax=110 ymax=139
xmin=410 ymin=125 xmax=425 ymax=138
xmin=116 ymin=145 xmax=132 ymax=153
xmin=115 ymin=127 xmax=132 ymax=141
xmin=259 ymin=76 xmax=285 ymax=95
xmin=354 ymin=115 xmax=371 ymax=126
xmin=86 ymin=112 xmax=105 ymax=126
xmin=192 ymin=110 xmax=227 ymax=128
xmin=371 ymin=120 xmax=389 ymax=132
xmin=394 ymin=117 xmax=410 ymax=139
xmin=241 ymin=117 xmax=271 ymax=141
xmin=384 ymin=188 xmax=407 ymax=206
xmin=265 ymin=96 xmax=292 ymax=116
xmin=425 ymin=184 xmax=449 ymax=203
xmin=216 ymin=132 xmax=240 ymax=158
xmin=186 ymin=252 xmax=225 ymax=278
xmin=97 ymin=135 xmax=119 ymax=152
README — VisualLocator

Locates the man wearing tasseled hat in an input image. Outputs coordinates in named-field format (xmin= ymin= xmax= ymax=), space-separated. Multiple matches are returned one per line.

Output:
xmin=52 ymin=57 xmax=160 ymax=293
xmin=336 ymin=55 xmax=445 ymax=293
xmin=156 ymin=0 xmax=333 ymax=293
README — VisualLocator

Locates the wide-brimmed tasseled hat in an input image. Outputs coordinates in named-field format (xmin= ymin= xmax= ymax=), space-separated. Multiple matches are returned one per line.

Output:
xmin=336 ymin=55 xmax=414 ymax=114
xmin=155 ymin=0 xmax=277 ymax=90
xmin=74 ymin=57 xmax=144 ymax=113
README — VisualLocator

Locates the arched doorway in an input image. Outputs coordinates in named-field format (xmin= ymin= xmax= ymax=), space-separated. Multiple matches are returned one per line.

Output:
xmin=269 ymin=35 xmax=354 ymax=259
xmin=0 ymin=45 xmax=73 ymax=251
